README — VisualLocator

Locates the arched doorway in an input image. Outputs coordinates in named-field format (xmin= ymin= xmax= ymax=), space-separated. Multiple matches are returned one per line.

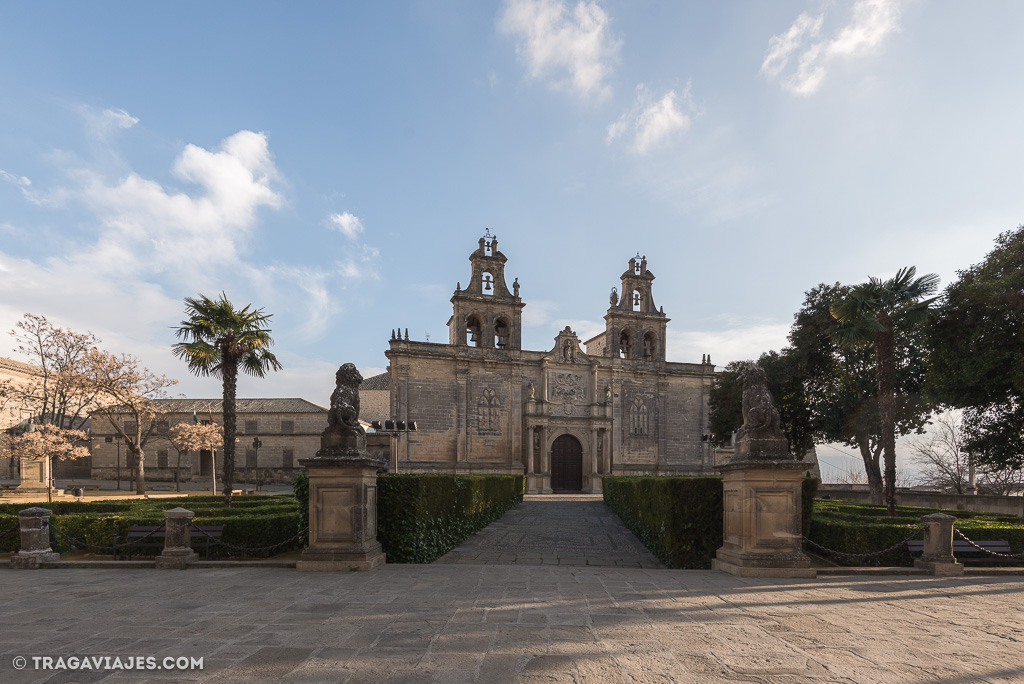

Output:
xmin=550 ymin=434 xmax=583 ymax=491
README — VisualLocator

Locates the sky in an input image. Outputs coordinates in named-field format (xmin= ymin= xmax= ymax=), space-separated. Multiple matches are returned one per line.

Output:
xmin=1 ymin=1 xmax=1022 ymax=481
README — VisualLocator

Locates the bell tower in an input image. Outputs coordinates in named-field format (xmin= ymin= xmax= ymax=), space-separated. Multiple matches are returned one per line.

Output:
xmin=447 ymin=230 xmax=525 ymax=350
xmin=601 ymin=254 xmax=669 ymax=362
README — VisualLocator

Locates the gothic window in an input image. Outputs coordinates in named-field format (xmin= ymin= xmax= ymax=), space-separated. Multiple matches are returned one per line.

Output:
xmin=466 ymin=315 xmax=483 ymax=347
xmin=495 ymin=318 xmax=509 ymax=349
xmin=482 ymin=271 xmax=495 ymax=295
xmin=643 ymin=332 xmax=657 ymax=360
xmin=477 ymin=388 xmax=501 ymax=434
xmin=619 ymin=330 xmax=632 ymax=359
xmin=629 ymin=397 xmax=649 ymax=436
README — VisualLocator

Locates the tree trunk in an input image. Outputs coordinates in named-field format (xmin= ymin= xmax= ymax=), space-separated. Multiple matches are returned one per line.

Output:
xmin=133 ymin=446 xmax=145 ymax=495
xmin=175 ymin=450 xmax=182 ymax=492
xmin=876 ymin=323 xmax=898 ymax=516
xmin=857 ymin=433 xmax=884 ymax=505
xmin=222 ymin=359 xmax=238 ymax=508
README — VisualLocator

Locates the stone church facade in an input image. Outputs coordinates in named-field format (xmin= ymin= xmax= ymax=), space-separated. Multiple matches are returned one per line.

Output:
xmin=385 ymin=233 xmax=717 ymax=494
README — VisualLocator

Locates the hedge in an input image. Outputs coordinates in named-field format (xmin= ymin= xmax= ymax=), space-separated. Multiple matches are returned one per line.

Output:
xmin=604 ymin=476 xmax=820 ymax=569
xmin=808 ymin=500 xmax=1024 ymax=567
xmin=377 ymin=474 xmax=524 ymax=563
xmin=0 ymin=495 xmax=304 ymax=557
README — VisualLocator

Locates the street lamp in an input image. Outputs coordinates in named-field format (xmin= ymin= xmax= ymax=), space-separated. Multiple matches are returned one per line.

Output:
xmin=105 ymin=434 xmax=123 ymax=490
xmin=370 ymin=420 xmax=417 ymax=473
xmin=251 ymin=437 xmax=262 ymax=490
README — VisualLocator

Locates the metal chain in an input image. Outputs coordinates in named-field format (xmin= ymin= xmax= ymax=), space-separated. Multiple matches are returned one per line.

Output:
xmin=803 ymin=525 xmax=924 ymax=559
xmin=49 ymin=522 xmax=166 ymax=554
xmin=0 ymin=522 xmax=19 ymax=539
xmin=954 ymin=528 xmax=1024 ymax=559
xmin=189 ymin=523 xmax=308 ymax=553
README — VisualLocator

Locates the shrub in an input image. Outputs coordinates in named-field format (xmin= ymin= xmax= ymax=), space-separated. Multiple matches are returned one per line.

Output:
xmin=377 ymin=474 xmax=523 ymax=563
xmin=603 ymin=476 xmax=723 ymax=569
xmin=604 ymin=475 xmax=820 ymax=569
xmin=293 ymin=473 xmax=309 ymax=545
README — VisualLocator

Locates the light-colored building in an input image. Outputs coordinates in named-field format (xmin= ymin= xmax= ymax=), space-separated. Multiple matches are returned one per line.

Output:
xmin=384 ymin=234 xmax=717 ymax=494
xmin=90 ymin=398 xmax=327 ymax=485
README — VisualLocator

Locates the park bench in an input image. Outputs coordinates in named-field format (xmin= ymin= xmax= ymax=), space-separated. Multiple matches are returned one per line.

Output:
xmin=146 ymin=485 xmax=175 ymax=492
xmin=113 ymin=524 xmax=225 ymax=560
xmin=907 ymin=539 xmax=1019 ymax=565
xmin=63 ymin=484 xmax=101 ymax=495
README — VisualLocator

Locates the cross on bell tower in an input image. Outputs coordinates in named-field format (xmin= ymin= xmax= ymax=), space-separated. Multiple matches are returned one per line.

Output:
xmin=447 ymin=231 xmax=525 ymax=350
xmin=601 ymin=254 xmax=668 ymax=362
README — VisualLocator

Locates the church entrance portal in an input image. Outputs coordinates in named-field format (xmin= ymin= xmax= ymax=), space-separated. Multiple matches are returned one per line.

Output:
xmin=550 ymin=434 xmax=583 ymax=491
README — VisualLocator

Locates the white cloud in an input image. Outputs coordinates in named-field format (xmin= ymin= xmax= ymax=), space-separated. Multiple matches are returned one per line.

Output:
xmin=607 ymin=83 xmax=695 ymax=154
xmin=337 ymin=244 xmax=381 ymax=281
xmin=81 ymin=106 xmax=140 ymax=140
xmin=73 ymin=129 xmax=282 ymax=283
xmin=0 ymin=169 xmax=30 ymax=187
xmin=761 ymin=0 xmax=901 ymax=95
xmin=499 ymin=0 xmax=620 ymax=101
xmin=327 ymin=211 xmax=365 ymax=239
xmin=666 ymin=323 xmax=791 ymax=366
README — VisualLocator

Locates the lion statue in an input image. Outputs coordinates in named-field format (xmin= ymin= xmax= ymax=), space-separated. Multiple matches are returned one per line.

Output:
xmin=733 ymin=362 xmax=790 ymax=460
xmin=317 ymin=363 xmax=367 ymax=454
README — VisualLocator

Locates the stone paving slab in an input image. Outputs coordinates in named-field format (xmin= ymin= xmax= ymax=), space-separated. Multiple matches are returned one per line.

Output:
xmin=435 ymin=494 xmax=664 ymax=568
xmin=3 ymin=565 xmax=1024 ymax=682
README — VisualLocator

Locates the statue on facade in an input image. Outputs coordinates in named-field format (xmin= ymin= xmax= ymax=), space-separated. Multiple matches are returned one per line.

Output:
xmin=513 ymin=278 xmax=520 ymax=297
xmin=526 ymin=381 xmax=535 ymax=400
xmin=610 ymin=287 xmax=618 ymax=307
xmin=733 ymin=362 xmax=791 ymax=461
xmin=318 ymin=363 xmax=367 ymax=455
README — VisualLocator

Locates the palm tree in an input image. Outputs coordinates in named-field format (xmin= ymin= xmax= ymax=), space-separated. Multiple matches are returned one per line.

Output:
xmin=831 ymin=266 xmax=940 ymax=516
xmin=172 ymin=293 xmax=282 ymax=506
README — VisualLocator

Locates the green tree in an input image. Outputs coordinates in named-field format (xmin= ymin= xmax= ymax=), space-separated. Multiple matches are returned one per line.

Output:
xmin=831 ymin=267 xmax=940 ymax=515
xmin=928 ymin=226 xmax=1024 ymax=471
xmin=172 ymin=293 xmax=282 ymax=507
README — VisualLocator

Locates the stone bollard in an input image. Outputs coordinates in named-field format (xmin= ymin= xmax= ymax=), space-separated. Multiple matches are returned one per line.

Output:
xmin=914 ymin=513 xmax=964 ymax=576
xmin=11 ymin=507 xmax=60 ymax=568
xmin=155 ymin=507 xmax=198 ymax=570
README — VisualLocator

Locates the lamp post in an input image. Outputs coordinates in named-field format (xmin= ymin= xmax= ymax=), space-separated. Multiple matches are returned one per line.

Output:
xmin=370 ymin=420 xmax=417 ymax=473
xmin=251 ymin=437 xmax=262 ymax=490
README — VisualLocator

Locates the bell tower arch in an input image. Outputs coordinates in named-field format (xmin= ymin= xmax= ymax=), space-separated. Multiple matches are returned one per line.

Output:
xmin=602 ymin=254 xmax=669 ymax=362
xmin=447 ymin=230 xmax=525 ymax=350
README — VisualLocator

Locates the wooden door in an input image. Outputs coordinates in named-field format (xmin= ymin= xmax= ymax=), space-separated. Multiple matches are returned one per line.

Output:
xmin=550 ymin=434 xmax=583 ymax=491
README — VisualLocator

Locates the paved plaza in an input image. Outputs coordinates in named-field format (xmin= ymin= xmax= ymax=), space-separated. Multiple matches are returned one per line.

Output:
xmin=3 ymin=496 xmax=1024 ymax=682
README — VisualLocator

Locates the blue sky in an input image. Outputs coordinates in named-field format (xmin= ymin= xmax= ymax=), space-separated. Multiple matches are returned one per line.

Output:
xmin=2 ymin=1 xmax=1022 ymax=479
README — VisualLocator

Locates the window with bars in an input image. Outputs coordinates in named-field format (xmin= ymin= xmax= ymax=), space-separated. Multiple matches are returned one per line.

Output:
xmin=157 ymin=450 xmax=168 ymax=468
xmin=246 ymin=448 xmax=257 ymax=468
xmin=245 ymin=420 xmax=258 ymax=435
xmin=282 ymin=449 xmax=294 ymax=468
xmin=156 ymin=420 xmax=169 ymax=433
xmin=281 ymin=420 xmax=294 ymax=435
xmin=124 ymin=421 xmax=137 ymax=435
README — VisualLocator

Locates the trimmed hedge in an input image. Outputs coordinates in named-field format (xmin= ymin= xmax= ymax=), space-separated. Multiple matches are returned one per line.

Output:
xmin=293 ymin=473 xmax=309 ymax=546
xmin=0 ymin=495 xmax=303 ymax=557
xmin=604 ymin=476 xmax=820 ymax=569
xmin=809 ymin=500 xmax=1024 ymax=567
xmin=603 ymin=476 xmax=723 ymax=569
xmin=377 ymin=474 xmax=524 ymax=563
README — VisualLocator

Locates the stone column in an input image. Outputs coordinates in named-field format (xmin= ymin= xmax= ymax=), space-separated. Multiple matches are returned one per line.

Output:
xmin=526 ymin=425 xmax=535 ymax=475
xmin=712 ymin=362 xmax=814 ymax=578
xmin=297 ymin=454 xmax=385 ymax=571
xmin=589 ymin=427 xmax=602 ymax=494
xmin=11 ymin=507 xmax=60 ymax=568
xmin=298 ymin=363 xmax=387 ymax=571
xmin=156 ymin=507 xmax=198 ymax=570
xmin=713 ymin=460 xmax=814 ymax=578
xmin=914 ymin=513 xmax=964 ymax=576
xmin=540 ymin=428 xmax=552 ymax=494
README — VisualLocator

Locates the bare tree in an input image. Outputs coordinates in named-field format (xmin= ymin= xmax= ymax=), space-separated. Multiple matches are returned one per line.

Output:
xmin=88 ymin=351 xmax=177 ymax=494
xmin=908 ymin=411 xmax=972 ymax=493
xmin=164 ymin=421 xmax=223 ymax=492
xmin=9 ymin=314 xmax=104 ymax=427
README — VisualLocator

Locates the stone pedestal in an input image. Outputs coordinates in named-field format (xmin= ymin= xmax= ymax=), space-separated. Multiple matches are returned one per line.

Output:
xmin=297 ymin=450 xmax=386 ymax=572
xmin=914 ymin=513 xmax=964 ymax=576
xmin=16 ymin=455 xmax=50 ymax=493
xmin=713 ymin=460 xmax=815 ymax=578
xmin=526 ymin=473 xmax=545 ymax=494
xmin=11 ymin=507 xmax=60 ymax=568
xmin=156 ymin=507 xmax=198 ymax=570
xmin=588 ymin=473 xmax=603 ymax=495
